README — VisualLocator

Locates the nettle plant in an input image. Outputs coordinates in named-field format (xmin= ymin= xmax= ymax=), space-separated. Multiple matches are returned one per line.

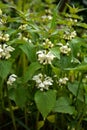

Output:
xmin=0 ymin=1 xmax=87 ymax=130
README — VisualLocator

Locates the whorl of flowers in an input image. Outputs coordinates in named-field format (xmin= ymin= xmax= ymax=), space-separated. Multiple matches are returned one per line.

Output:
xmin=0 ymin=44 xmax=15 ymax=59
xmin=58 ymin=43 xmax=71 ymax=55
xmin=43 ymin=39 xmax=54 ymax=48
xmin=41 ymin=15 xmax=52 ymax=20
xmin=36 ymin=50 xmax=55 ymax=65
xmin=63 ymin=30 xmax=76 ymax=40
xmin=7 ymin=74 xmax=17 ymax=86
xmin=32 ymin=73 xmax=53 ymax=91
xmin=19 ymin=24 xmax=28 ymax=30
xmin=58 ymin=77 xmax=69 ymax=86
xmin=0 ymin=32 xmax=10 ymax=42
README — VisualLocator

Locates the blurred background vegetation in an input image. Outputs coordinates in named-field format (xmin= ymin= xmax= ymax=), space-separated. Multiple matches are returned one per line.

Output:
xmin=1 ymin=0 xmax=87 ymax=22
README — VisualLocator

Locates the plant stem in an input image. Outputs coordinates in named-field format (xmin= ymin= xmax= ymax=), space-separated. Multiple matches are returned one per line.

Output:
xmin=6 ymin=86 xmax=17 ymax=130
xmin=76 ymin=73 xmax=83 ymax=103
xmin=75 ymin=73 xmax=85 ymax=130
xmin=36 ymin=111 xmax=40 ymax=130
xmin=58 ymin=0 xmax=70 ymax=12
xmin=24 ymin=106 xmax=28 ymax=127
xmin=0 ymin=79 xmax=5 ymax=109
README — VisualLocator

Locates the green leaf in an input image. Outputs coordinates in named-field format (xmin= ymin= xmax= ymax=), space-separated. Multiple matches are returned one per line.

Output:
xmin=15 ymin=87 xmax=27 ymax=108
xmin=68 ymin=82 xmax=84 ymax=102
xmin=37 ymin=121 xmax=44 ymax=130
xmin=35 ymin=90 xmax=56 ymax=119
xmin=77 ymin=22 xmax=87 ymax=29
xmin=8 ymin=86 xmax=28 ymax=109
xmin=23 ymin=62 xmax=41 ymax=83
xmin=0 ymin=2 xmax=9 ymax=8
xmin=47 ymin=114 xmax=55 ymax=123
xmin=8 ymin=88 xmax=16 ymax=101
xmin=50 ymin=5 xmax=58 ymax=29
xmin=74 ymin=63 xmax=87 ymax=71
xmin=53 ymin=97 xmax=75 ymax=115
xmin=19 ymin=43 xmax=36 ymax=62
xmin=50 ymin=47 xmax=60 ymax=59
xmin=0 ymin=60 xmax=12 ymax=79
xmin=59 ymin=55 xmax=72 ymax=69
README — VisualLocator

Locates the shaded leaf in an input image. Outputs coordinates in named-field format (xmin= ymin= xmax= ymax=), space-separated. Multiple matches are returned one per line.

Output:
xmin=23 ymin=62 xmax=41 ymax=83
xmin=53 ymin=97 xmax=75 ymax=115
xmin=37 ymin=121 xmax=44 ymax=130
xmin=35 ymin=90 xmax=56 ymax=119
xmin=19 ymin=43 xmax=36 ymax=62
xmin=0 ymin=60 xmax=12 ymax=79
xmin=15 ymin=87 xmax=28 ymax=108
xmin=68 ymin=82 xmax=84 ymax=102
xmin=47 ymin=114 xmax=55 ymax=123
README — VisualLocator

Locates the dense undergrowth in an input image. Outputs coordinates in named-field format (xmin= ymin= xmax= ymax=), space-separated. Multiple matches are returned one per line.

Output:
xmin=0 ymin=0 xmax=87 ymax=130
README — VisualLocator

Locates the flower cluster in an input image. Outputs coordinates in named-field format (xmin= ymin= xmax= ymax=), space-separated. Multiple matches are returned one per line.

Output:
xmin=69 ymin=18 xmax=77 ymax=23
xmin=41 ymin=9 xmax=52 ymax=21
xmin=18 ymin=33 xmax=32 ymax=43
xmin=41 ymin=15 xmax=52 ymax=20
xmin=18 ymin=33 xmax=28 ymax=41
xmin=0 ymin=9 xmax=6 ymax=25
xmin=0 ymin=32 xmax=10 ymax=41
xmin=32 ymin=73 xmax=53 ymax=91
xmin=43 ymin=39 xmax=54 ymax=48
xmin=63 ymin=30 xmax=76 ymax=40
xmin=59 ymin=43 xmax=71 ymax=55
xmin=0 ymin=44 xmax=15 ymax=59
xmin=7 ymin=74 xmax=17 ymax=86
xmin=59 ymin=77 xmax=69 ymax=86
xmin=19 ymin=24 xmax=28 ymax=30
xmin=36 ymin=50 xmax=55 ymax=65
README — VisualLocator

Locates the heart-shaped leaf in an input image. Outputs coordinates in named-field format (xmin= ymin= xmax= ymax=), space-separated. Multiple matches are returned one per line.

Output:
xmin=35 ymin=90 xmax=56 ymax=119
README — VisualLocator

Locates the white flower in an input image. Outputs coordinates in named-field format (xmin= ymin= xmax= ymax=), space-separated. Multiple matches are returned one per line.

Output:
xmin=3 ymin=44 xmax=15 ymax=52
xmin=2 ymin=44 xmax=15 ymax=59
xmin=0 ymin=9 xmax=2 ymax=16
xmin=0 ymin=32 xmax=10 ymax=41
xmin=43 ymin=39 xmax=54 ymax=48
xmin=4 ymin=34 xmax=10 ymax=41
xmin=32 ymin=73 xmax=42 ymax=84
xmin=36 ymin=50 xmax=55 ymax=65
xmin=7 ymin=74 xmax=17 ymax=85
xmin=41 ymin=15 xmax=52 ymax=20
xmin=0 ymin=45 xmax=3 ymax=52
xmin=19 ymin=24 xmax=27 ymax=30
xmin=18 ymin=33 xmax=29 ymax=42
xmin=32 ymin=73 xmax=53 ymax=91
xmin=59 ymin=77 xmax=69 ymax=86
xmin=63 ymin=30 xmax=76 ymax=40
xmin=60 ymin=45 xmax=71 ymax=55
xmin=23 ymin=37 xmax=28 ymax=41
xmin=0 ymin=45 xmax=3 ymax=58
xmin=46 ymin=51 xmax=55 ymax=64
xmin=29 ymin=39 xmax=32 ymax=43
xmin=48 ymin=15 xmax=52 ymax=20
xmin=0 ymin=44 xmax=15 ymax=59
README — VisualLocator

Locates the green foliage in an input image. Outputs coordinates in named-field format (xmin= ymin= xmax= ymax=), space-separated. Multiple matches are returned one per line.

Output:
xmin=23 ymin=62 xmax=42 ymax=83
xmin=0 ymin=60 xmax=12 ymax=79
xmin=53 ymin=96 xmax=75 ymax=114
xmin=0 ymin=0 xmax=87 ymax=130
xmin=35 ymin=90 xmax=56 ymax=119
